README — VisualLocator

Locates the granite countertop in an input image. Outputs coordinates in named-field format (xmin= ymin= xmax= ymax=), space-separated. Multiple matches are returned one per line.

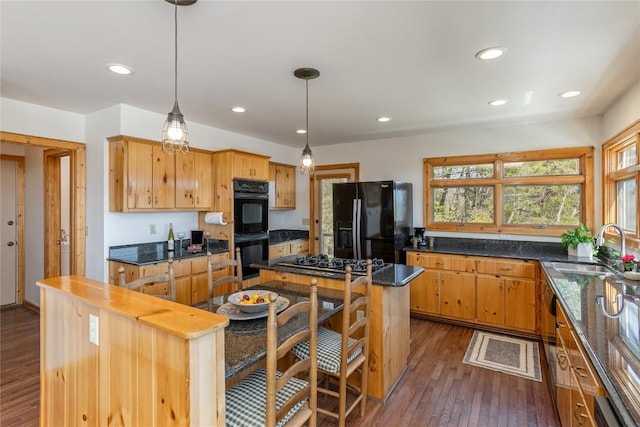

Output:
xmin=192 ymin=281 xmax=348 ymax=379
xmin=269 ymin=229 xmax=309 ymax=244
xmin=542 ymin=261 xmax=640 ymax=426
xmin=404 ymin=237 xmax=575 ymax=262
xmin=251 ymin=255 xmax=424 ymax=287
xmin=108 ymin=239 xmax=229 ymax=265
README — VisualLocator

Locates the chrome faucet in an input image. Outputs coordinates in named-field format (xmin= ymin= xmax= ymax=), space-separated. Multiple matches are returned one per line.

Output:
xmin=597 ymin=223 xmax=626 ymax=272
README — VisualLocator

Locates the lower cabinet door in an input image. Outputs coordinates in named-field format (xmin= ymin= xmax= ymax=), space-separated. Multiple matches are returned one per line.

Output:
xmin=439 ymin=271 xmax=475 ymax=320
xmin=476 ymin=276 xmax=505 ymax=326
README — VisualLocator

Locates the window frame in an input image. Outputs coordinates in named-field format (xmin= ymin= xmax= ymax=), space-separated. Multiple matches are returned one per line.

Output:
xmin=603 ymin=119 xmax=640 ymax=252
xmin=424 ymin=147 xmax=594 ymax=237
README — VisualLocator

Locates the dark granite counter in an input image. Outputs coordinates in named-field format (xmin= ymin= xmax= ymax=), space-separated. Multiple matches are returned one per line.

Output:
xmin=192 ymin=280 xmax=347 ymax=379
xmin=542 ymin=261 xmax=640 ymax=426
xmin=108 ymin=239 xmax=229 ymax=265
xmin=269 ymin=229 xmax=309 ymax=244
xmin=405 ymin=237 xmax=574 ymax=262
xmin=251 ymin=255 xmax=424 ymax=287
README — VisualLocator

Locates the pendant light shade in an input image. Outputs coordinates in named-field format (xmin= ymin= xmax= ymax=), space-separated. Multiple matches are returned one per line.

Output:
xmin=295 ymin=67 xmax=320 ymax=175
xmin=162 ymin=0 xmax=196 ymax=154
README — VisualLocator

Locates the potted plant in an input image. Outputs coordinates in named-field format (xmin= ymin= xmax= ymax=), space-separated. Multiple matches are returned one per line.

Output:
xmin=561 ymin=224 xmax=595 ymax=259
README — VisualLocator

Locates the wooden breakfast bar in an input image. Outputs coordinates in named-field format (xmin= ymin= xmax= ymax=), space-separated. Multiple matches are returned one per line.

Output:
xmin=37 ymin=275 xmax=229 ymax=427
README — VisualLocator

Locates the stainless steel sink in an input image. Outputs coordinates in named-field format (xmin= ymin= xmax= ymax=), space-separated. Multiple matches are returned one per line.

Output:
xmin=550 ymin=262 xmax=616 ymax=276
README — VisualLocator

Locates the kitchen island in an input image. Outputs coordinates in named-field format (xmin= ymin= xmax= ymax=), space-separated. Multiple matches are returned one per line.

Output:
xmin=252 ymin=255 xmax=424 ymax=401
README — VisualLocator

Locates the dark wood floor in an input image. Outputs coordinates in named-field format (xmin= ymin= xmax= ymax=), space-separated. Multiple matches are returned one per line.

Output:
xmin=1 ymin=305 xmax=558 ymax=426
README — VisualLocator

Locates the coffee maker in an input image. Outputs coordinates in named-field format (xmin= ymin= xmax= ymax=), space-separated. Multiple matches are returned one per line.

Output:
xmin=414 ymin=227 xmax=426 ymax=246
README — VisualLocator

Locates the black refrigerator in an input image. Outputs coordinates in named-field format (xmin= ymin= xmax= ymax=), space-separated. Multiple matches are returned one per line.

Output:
xmin=333 ymin=181 xmax=413 ymax=263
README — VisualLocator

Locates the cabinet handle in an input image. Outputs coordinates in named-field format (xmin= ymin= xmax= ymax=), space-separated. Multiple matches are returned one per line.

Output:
xmin=441 ymin=276 xmax=445 ymax=284
xmin=557 ymin=320 xmax=567 ymax=328
xmin=147 ymin=195 xmax=152 ymax=205
xmin=196 ymin=196 xmax=200 ymax=205
xmin=499 ymin=267 xmax=512 ymax=271
xmin=557 ymin=349 xmax=569 ymax=369
xmin=154 ymin=196 xmax=158 ymax=205
xmin=436 ymin=262 xmax=444 ymax=266
xmin=573 ymin=402 xmax=588 ymax=425
xmin=574 ymin=366 xmax=589 ymax=378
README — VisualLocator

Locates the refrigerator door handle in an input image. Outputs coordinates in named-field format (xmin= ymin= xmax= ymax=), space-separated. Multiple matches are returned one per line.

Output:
xmin=352 ymin=199 xmax=358 ymax=259
xmin=355 ymin=198 xmax=362 ymax=259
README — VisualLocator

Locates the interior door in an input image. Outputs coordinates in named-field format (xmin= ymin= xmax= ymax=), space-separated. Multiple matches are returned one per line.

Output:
xmin=1 ymin=159 xmax=18 ymax=305
xmin=309 ymin=164 xmax=359 ymax=255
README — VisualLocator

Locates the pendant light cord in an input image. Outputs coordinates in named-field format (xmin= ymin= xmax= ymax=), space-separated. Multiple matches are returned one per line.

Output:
xmin=174 ymin=0 xmax=178 ymax=104
xmin=305 ymin=77 xmax=309 ymax=146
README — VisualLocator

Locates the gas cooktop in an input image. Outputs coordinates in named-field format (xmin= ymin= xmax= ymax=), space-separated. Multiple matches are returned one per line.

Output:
xmin=278 ymin=254 xmax=392 ymax=276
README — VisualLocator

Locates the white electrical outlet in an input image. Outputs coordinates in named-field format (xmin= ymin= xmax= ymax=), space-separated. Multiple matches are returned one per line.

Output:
xmin=302 ymin=218 xmax=310 ymax=226
xmin=323 ymin=301 xmax=335 ymax=310
xmin=150 ymin=224 xmax=156 ymax=235
xmin=89 ymin=314 xmax=99 ymax=346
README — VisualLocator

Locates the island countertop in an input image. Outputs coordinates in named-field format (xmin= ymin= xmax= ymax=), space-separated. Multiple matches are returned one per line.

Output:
xmin=251 ymin=255 xmax=424 ymax=287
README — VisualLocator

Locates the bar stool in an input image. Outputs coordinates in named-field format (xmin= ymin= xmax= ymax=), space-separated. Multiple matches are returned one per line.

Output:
xmin=208 ymin=247 xmax=243 ymax=298
xmin=118 ymin=258 xmax=176 ymax=301
xmin=292 ymin=260 xmax=372 ymax=427
xmin=225 ymin=279 xmax=319 ymax=427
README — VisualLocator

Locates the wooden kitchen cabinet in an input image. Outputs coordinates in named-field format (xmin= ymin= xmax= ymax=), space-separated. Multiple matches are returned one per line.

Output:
xmin=269 ymin=162 xmax=296 ymax=209
xmin=175 ymin=149 xmax=213 ymax=209
xmin=269 ymin=239 xmax=310 ymax=259
xmin=556 ymin=302 xmax=605 ymax=426
xmin=109 ymin=135 xmax=214 ymax=212
xmin=475 ymin=257 xmax=538 ymax=333
xmin=190 ymin=252 xmax=233 ymax=303
xmin=108 ymin=252 xmax=230 ymax=306
xmin=109 ymin=136 xmax=173 ymax=211
xmin=210 ymin=149 xmax=271 ymax=224
xmin=406 ymin=251 xmax=475 ymax=320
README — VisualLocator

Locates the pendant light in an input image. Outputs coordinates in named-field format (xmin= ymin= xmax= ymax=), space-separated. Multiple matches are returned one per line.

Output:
xmin=295 ymin=67 xmax=320 ymax=175
xmin=162 ymin=0 xmax=196 ymax=154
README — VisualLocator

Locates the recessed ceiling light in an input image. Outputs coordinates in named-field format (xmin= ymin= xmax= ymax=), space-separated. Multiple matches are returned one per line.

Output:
xmin=296 ymin=129 xmax=307 ymax=134
xmin=106 ymin=63 xmax=134 ymax=75
xmin=376 ymin=117 xmax=391 ymax=123
xmin=558 ymin=90 xmax=581 ymax=98
xmin=488 ymin=99 xmax=509 ymax=106
xmin=231 ymin=106 xmax=246 ymax=113
xmin=475 ymin=47 xmax=507 ymax=60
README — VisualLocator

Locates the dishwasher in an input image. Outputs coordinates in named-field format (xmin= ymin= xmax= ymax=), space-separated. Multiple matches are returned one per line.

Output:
xmin=541 ymin=271 xmax=558 ymax=406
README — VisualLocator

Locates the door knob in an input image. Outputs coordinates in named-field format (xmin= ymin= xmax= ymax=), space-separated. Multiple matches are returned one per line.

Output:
xmin=7 ymin=241 xmax=15 ymax=247
xmin=7 ymin=220 xmax=14 ymax=225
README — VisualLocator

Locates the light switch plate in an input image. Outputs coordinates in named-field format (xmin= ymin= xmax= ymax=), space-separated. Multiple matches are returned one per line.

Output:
xmin=89 ymin=314 xmax=99 ymax=346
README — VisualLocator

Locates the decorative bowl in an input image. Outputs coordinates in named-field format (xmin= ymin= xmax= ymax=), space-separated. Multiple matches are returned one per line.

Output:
xmin=227 ymin=290 xmax=278 ymax=313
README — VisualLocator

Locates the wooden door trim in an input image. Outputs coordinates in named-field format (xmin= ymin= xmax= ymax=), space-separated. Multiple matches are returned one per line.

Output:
xmin=1 ymin=154 xmax=25 ymax=304
xmin=43 ymin=149 xmax=66 ymax=278
xmin=308 ymin=163 xmax=360 ymax=252
xmin=1 ymin=131 xmax=86 ymax=277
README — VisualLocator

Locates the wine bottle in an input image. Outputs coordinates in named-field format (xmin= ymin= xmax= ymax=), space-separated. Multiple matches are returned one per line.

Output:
xmin=167 ymin=223 xmax=175 ymax=251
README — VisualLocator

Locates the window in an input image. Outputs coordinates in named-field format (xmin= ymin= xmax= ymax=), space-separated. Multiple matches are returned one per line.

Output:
xmin=603 ymin=121 xmax=640 ymax=250
xmin=424 ymin=147 xmax=594 ymax=236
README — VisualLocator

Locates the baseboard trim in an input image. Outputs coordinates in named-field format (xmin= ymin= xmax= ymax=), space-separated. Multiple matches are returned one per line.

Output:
xmin=22 ymin=300 xmax=40 ymax=314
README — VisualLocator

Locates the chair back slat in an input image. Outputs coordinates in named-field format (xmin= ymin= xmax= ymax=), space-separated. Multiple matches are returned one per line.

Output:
xmin=207 ymin=247 xmax=243 ymax=299
xmin=117 ymin=259 xmax=176 ymax=302
xmin=266 ymin=279 xmax=318 ymax=427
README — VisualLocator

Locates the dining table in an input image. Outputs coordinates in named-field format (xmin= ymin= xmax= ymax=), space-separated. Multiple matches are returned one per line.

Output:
xmin=192 ymin=280 xmax=349 ymax=380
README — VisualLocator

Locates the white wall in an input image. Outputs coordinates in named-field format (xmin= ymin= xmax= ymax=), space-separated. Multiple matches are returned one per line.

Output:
xmin=602 ymin=78 xmax=640 ymax=141
xmin=2 ymin=71 xmax=639 ymax=305
xmin=314 ymin=115 xmax=604 ymax=241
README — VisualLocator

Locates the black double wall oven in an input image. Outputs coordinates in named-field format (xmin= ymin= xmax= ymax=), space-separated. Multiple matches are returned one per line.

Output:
xmin=233 ymin=179 xmax=269 ymax=279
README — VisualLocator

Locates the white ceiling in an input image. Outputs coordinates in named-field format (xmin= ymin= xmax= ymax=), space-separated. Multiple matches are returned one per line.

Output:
xmin=2 ymin=1 xmax=639 ymax=148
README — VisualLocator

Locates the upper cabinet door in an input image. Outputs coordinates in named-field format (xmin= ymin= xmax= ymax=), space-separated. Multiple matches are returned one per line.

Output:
xmin=270 ymin=162 xmax=296 ymax=209
xmin=175 ymin=150 xmax=195 ymax=208
xmin=152 ymin=144 xmax=175 ymax=209
xmin=194 ymin=151 xmax=213 ymax=209
xmin=126 ymin=140 xmax=154 ymax=209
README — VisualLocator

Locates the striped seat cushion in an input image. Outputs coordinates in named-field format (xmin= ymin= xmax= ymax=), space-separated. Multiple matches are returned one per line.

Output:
xmin=291 ymin=327 xmax=362 ymax=374
xmin=225 ymin=368 xmax=308 ymax=427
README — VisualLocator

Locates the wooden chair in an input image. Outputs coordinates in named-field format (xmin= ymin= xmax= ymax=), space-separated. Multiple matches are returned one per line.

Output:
xmin=292 ymin=260 xmax=372 ymax=427
xmin=225 ymin=279 xmax=319 ymax=427
xmin=207 ymin=247 xmax=243 ymax=298
xmin=117 ymin=258 xmax=176 ymax=301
